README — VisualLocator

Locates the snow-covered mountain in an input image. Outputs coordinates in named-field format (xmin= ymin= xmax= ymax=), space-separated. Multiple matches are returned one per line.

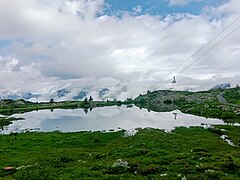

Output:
xmin=0 ymin=91 xmax=41 ymax=100
xmin=0 ymin=86 xmax=129 ymax=102
xmin=210 ymin=83 xmax=231 ymax=90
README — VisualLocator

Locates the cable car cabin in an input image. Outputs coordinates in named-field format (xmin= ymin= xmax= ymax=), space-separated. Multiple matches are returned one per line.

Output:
xmin=172 ymin=76 xmax=176 ymax=83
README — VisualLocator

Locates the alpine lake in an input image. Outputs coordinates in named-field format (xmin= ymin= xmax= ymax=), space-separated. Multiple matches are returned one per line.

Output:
xmin=0 ymin=105 xmax=224 ymax=134
xmin=1 ymin=105 xmax=240 ymax=180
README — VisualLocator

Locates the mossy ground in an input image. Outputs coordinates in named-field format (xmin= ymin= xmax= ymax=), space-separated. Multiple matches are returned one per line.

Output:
xmin=1 ymin=126 xmax=240 ymax=179
xmin=1 ymin=88 xmax=240 ymax=179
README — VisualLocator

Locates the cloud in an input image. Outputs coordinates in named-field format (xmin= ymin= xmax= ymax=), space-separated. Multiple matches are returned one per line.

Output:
xmin=0 ymin=0 xmax=239 ymax=100
xmin=133 ymin=5 xmax=142 ymax=14
xmin=168 ymin=0 xmax=203 ymax=6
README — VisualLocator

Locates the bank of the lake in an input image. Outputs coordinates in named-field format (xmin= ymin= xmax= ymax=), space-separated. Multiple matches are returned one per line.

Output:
xmin=0 ymin=117 xmax=24 ymax=131
xmin=134 ymin=87 xmax=240 ymax=123
xmin=0 ymin=100 xmax=122 ymax=129
xmin=0 ymin=106 xmax=224 ymax=134
xmin=1 ymin=126 xmax=240 ymax=179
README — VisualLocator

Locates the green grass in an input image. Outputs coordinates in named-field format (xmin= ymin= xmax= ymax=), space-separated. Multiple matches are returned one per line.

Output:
xmin=213 ymin=125 xmax=240 ymax=146
xmin=1 ymin=127 xmax=240 ymax=179
xmin=134 ymin=88 xmax=240 ymax=123
xmin=223 ymin=87 xmax=240 ymax=105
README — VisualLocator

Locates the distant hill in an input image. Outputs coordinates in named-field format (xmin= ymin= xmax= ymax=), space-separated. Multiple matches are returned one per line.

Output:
xmin=134 ymin=87 xmax=240 ymax=121
xmin=210 ymin=83 xmax=231 ymax=90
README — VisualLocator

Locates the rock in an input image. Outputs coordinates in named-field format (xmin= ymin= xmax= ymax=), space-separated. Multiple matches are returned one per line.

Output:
xmin=182 ymin=176 xmax=187 ymax=180
xmin=4 ymin=167 xmax=15 ymax=171
xmin=112 ymin=159 xmax=129 ymax=168
xmin=107 ymin=159 xmax=130 ymax=174
xmin=160 ymin=173 xmax=167 ymax=176
xmin=205 ymin=169 xmax=216 ymax=173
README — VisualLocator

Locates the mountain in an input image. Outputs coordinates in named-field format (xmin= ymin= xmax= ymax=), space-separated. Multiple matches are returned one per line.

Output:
xmin=0 ymin=92 xmax=40 ymax=100
xmin=210 ymin=83 xmax=231 ymax=90
xmin=0 ymin=87 xmax=125 ymax=102
xmin=50 ymin=88 xmax=71 ymax=99
xmin=73 ymin=89 xmax=88 ymax=100
xmin=22 ymin=93 xmax=41 ymax=100
xmin=99 ymin=88 xmax=110 ymax=100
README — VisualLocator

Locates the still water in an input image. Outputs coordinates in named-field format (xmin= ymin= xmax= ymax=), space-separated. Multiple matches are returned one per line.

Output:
xmin=1 ymin=106 xmax=224 ymax=134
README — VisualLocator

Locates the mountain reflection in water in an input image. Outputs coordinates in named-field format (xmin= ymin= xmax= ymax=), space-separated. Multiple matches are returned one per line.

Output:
xmin=1 ymin=106 xmax=224 ymax=134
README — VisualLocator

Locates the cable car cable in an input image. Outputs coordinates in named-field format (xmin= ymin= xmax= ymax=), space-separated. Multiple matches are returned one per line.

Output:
xmin=175 ymin=24 xmax=240 ymax=76
xmin=154 ymin=16 xmax=240 ymax=85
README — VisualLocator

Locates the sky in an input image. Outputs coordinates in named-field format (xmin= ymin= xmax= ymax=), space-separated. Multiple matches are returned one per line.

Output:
xmin=0 ymin=0 xmax=240 ymax=100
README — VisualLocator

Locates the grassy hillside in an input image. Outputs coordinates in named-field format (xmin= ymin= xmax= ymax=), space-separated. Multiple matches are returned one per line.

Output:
xmin=223 ymin=88 xmax=240 ymax=105
xmin=1 ymin=127 xmax=240 ymax=179
xmin=134 ymin=87 xmax=240 ymax=123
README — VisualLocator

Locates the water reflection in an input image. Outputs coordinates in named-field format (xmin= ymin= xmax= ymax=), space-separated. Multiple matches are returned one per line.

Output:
xmin=84 ymin=108 xmax=88 ymax=114
xmin=173 ymin=112 xmax=177 ymax=120
xmin=0 ymin=106 xmax=224 ymax=134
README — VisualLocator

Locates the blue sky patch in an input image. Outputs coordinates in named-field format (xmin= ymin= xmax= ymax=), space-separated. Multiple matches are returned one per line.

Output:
xmin=104 ymin=0 xmax=228 ymax=16
xmin=0 ymin=38 xmax=34 ymax=49
xmin=0 ymin=39 xmax=12 ymax=48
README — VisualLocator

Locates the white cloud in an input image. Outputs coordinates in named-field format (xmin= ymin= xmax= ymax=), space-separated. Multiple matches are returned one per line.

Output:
xmin=133 ymin=5 xmax=142 ymax=14
xmin=168 ymin=0 xmax=203 ymax=6
xmin=0 ymin=0 xmax=239 ymax=100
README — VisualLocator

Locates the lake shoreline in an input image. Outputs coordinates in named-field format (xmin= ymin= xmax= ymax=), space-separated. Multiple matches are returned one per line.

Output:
xmin=0 ymin=106 xmax=224 ymax=134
